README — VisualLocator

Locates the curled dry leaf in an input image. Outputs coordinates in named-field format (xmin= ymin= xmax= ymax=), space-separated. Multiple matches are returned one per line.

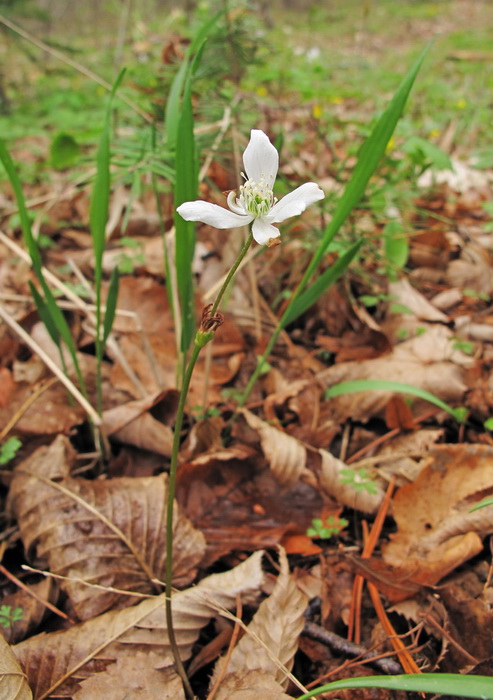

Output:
xmin=388 ymin=279 xmax=448 ymax=322
xmin=8 ymin=435 xmax=205 ymax=620
xmin=242 ymin=409 xmax=384 ymax=513
xmin=0 ymin=635 xmax=32 ymax=700
xmin=383 ymin=445 xmax=493 ymax=585
xmin=73 ymin=652 xmax=184 ymax=700
xmin=102 ymin=389 xmax=178 ymax=457
xmin=211 ymin=548 xmax=307 ymax=690
xmin=13 ymin=550 xmax=266 ymax=700
xmin=319 ymin=324 xmax=472 ymax=422
xmin=213 ymin=670 xmax=292 ymax=700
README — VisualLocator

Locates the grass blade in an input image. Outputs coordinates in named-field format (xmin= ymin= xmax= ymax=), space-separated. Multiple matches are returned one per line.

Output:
xmin=102 ymin=266 xmax=120 ymax=347
xmin=296 ymin=673 xmax=493 ymax=699
xmin=325 ymin=379 xmax=464 ymax=421
xmin=284 ymin=239 xmax=362 ymax=325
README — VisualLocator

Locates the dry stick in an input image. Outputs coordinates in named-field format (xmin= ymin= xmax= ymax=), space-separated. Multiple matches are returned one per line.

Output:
xmin=347 ymin=479 xmax=395 ymax=643
xmin=0 ymin=231 xmax=149 ymax=399
xmin=206 ymin=595 xmax=243 ymax=700
xmin=0 ymin=305 xmax=101 ymax=425
xmin=22 ymin=564 xmax=154 ymax=599
xmin=419 ymin=612 xmax=479 ymax=666
xmin=0 ymin=563 xmax=73 ymax=623
xmin=303 ymin=621 xmax=403 ymax=676
xmin=0 ymin=13 xmax=152 ymax=123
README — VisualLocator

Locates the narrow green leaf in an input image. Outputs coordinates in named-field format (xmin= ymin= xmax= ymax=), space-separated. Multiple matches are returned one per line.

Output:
xmin=174 ymin=70 xmax=198 ymax=353
xmin=470 ymin=497 xmax=493 ymax=513
xmin=165 ymin=11 xmax=223 ymax=148
xmin=384 ymin=220 xmax=408 ymax=268
xmin=296 ymin=673 xmax=493 ymax=699
xmin=284 ymin=240 xmax=362 ymax=326
xmin=102 ymin=267 xmax=120 ymax=347
xmin=325 ymin=379 xmax=463 ymax=421
xmin=29 ymin=282 xmax=60 ymax=346
xmin=305 ymin=45 xmax=430 ymax=286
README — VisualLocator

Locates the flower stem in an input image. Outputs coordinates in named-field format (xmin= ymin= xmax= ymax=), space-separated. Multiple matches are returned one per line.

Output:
xmin=165 ymin=231 xmax=254 ymax=698
xmin=210 ymin=232 xmax=253 ymax=316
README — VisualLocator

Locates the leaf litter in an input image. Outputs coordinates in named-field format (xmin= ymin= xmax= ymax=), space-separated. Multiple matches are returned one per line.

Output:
xmin=2 ymin=12 xmax=493 ymax=700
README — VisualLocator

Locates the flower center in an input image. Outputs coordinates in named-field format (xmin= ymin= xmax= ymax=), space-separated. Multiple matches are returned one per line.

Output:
xmin=239 ymin=177 xmax=275 ymax=217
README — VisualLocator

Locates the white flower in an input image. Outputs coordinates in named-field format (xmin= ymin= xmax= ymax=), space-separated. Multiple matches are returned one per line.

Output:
xmin=176 ymin=129 xmax=325 ymax=246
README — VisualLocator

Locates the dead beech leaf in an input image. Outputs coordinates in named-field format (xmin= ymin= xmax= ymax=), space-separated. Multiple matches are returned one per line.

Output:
xmin=388 ymin=279 xmax=448 ymax=322
xmin=8 ymin=435 xmax=205 ymax=620
xmin=319 ymin=449 xmax=384 ymax=514
xmin=212 ymin=549 xmax=307 ymax=690
xmin=319 ymin=324 xmax=471 ymax=422
xmin=13 ymin=551 xmax=266 ymax=700
xmin=102 ymin=389 xmax=176 ymax=456
xmin=0 ymin=577 xmax=58 ymax=645
xmin=73 ymin=652 xmax=184 ymax=699
xmin=242 ymin=409 xmax=308 ymax=486
xmin=213 ymin=670 xmax=291 ymax=700
xmin=0 ymin=635 xmax=32 ymax=700
xmin=242 ymin=410 xmax=384 ymax=512
xmin=383 ymin=445 xmax=493 ymax=585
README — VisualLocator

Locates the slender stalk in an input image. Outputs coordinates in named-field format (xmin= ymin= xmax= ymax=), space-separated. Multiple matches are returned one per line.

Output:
xmin=165 ymin=341 xmax=201 ymax=700
xmin=165 ymin=232 xmax=253 ymax=698
xmin=210 ymin=232 xmax=253 ymax=315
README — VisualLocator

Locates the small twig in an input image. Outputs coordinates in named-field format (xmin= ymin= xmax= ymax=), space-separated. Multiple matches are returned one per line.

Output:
xmin=0 ymin=562 xmax=73 ymax=623
xmin=303 ymin=621 xmax=403 ymax=675
xmin=419 ymin=612 xmax=479 ymax=665
xmin=206 ymin=595 xmax=243 ymax=700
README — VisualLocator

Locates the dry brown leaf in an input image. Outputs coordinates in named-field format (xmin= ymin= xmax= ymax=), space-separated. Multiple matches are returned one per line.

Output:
xmin=388 ymin=279 xmax=448 ymax=322
xmin=242 ymin=409 xmax=308 ymax=486
xmin=383 ymin=445 xmax=493 ymax=585
xmin=13 ymin=550 xmax=265 ymax=699
xmin=8 ymin=435 xmax=205 ymax=620
xmin=319 ymin=324 xmax=471 ymax=422
xmin=213 ymin=670 xmax=292 ymax=700
xmin=211 ymin=549 xmax=307 ymax=690
xmin=102 ymin=389 xmax=176 ymax=456
xmin=318 ymin=449 xmax=385 ymax=514
xmin=242 ymin=410 xmax=384 ymax=512
xmin=0 ymin=635 xmax=32 ymax=700
xmin=73 ymin=652 xmax=184 ymax=699
xmin=0 ymin=578 xmax=58 ymax=645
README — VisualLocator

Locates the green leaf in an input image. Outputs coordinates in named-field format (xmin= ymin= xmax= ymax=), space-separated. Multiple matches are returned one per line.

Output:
xmin=403 ymin=135 xmax=452 ymax=171
xmin=325 ymin=379 xmax=464 ymax=421
xmin=174 ymin=68 xmax=198 ymax=354
xmin=0 ymin=436 xmax=22 ymax=465
xmin=485 ymin=417 xmax=493 ymax=431
xmin=284 ymin=239 xmax=362 ymax=325
xmin=384 ymin=220 xmax=408 ymax=268
xmin=470 ymin=496 xmax=493 ymax=513
xmin=295 ymin=673 xmax=493 ymax=699
xmin=102 ymin=266 xmax=120 ymax=347
xmin=50 ymin=132 xmax=80 ymax=169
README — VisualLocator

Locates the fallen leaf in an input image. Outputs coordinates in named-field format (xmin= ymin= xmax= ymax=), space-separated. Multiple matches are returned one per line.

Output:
xmin=13 ymin=551 xmax=266 ymax=699
xmin=388 ymin=279 xmax=448 ymax=322
xmin=213 ymin=671 xmax=292 ymax=700
xmin=212 ymin=549 xmax=307 ymax=689
xmin=0 ymin=635 xmax=32 ymax=700
xmin=73 ymin=652 xmax=184 ymax=699
xmin=0 ymin=367 xmax=14 ymax=407
xmin=383 ymin=445 xmax=493 ymax=585
xmin=0 ymin=578 xmax=58 ymax=645
xmin=8 ymin=435 xmax=205 ymax=619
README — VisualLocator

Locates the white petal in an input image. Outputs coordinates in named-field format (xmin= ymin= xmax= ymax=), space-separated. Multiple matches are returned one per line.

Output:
xmin=268 ymin=182 xmax=325 ymax=223
xmin=252 ymin=217 xmax=280 ymax=246
xmin=177 ymin=201 xmax=252 ymax=229
xmin=227 ymin=190 xmax=247 ymax=216
xmin=243 ymin=130 xmax=279 ymax=186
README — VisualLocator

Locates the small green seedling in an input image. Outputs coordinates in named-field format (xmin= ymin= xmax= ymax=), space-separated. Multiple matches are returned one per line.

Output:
xmin=307 ymin=515 xmax=348 ymax=539
xmin=0 ymin=437 xmax=22 ymax=465
xmin=340 ymin=467 xmax=379 ymax=495
xmin=0 ymin=605 xmax=23 ymax=628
